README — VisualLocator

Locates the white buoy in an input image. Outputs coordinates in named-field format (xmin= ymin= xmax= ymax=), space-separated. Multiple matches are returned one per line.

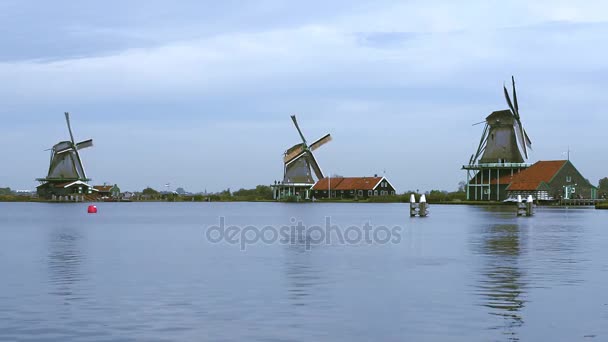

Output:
xmin=525 ymin=195 xmax=534 ymax=216
xmin=409 ymin=194 xmax=417 ymax=217
xmin=409 ymin=193 xmax=429 ymax=218
xmin=419 ymin=194 xmax=428 ymax=217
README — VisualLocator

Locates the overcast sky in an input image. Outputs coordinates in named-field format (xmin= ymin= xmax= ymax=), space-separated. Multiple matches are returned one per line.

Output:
xmin=1 ymin=1 xmax=607 ymax=192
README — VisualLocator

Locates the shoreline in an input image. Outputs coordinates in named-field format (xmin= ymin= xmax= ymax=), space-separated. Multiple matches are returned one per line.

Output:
xmin=2 ymin=198 xmax=602 ymax=208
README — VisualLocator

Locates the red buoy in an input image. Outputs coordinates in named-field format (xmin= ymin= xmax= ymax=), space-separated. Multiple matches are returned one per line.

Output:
xmin=87 ymin=205 xmax=98 ymax=214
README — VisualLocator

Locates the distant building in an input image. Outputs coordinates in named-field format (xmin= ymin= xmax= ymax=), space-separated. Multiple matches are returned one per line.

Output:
xmin=94 ymin=184 xmax=121 ymax=199
xmin=122 ymin=191 xmax=134 ymax=200
xmin=503 ymin=160 xmax=597 ymax=201
xmin=312 ymin=176 xmax=396 ymax=199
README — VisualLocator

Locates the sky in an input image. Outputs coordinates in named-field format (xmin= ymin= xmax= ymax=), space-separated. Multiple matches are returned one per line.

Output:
xmin=1 ymin=0 xmax=607 ymax=192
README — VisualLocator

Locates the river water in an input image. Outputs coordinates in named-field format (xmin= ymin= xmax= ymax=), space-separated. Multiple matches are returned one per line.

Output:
xmin=0 ymin=202 xmax=607 ymax=341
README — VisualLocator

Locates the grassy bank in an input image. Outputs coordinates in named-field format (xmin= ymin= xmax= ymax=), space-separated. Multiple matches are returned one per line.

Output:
xmin=596 ymin=202 xmax=608 ymax=209
xmin=0 ymin=195 xmax=38 ymax=202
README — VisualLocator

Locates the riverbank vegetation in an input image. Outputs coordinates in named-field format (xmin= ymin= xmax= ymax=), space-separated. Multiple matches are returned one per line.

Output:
xmin=0 ymin=187 xmax=36 ymax=202
xmin=135 ymin=186 xmax=274 ymax=202
xmin=596 ymin=202 xmax=608 ymax=209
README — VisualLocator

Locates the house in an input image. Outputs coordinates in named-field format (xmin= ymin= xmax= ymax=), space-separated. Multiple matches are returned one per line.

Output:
xmin=122 ymin=191 xmax=134 ymax=200
xmin=94 ymin=184 xmax=121 ymax=199
xmin=504 ymin=160 xmax=597 ymax=201
xmin=311 ymin=176 xmax=396 ymax=199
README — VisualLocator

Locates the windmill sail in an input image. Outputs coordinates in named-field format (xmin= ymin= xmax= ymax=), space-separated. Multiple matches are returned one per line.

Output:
xmin=76 ymin=139 xmax=93 ymax=150
xmin=513 ymin=120 xmax=528 ymax=159
xmin=309 ymin=134 xmax=332 ymax=151
xmin=307 ymin=152 xmax=324 ymax=180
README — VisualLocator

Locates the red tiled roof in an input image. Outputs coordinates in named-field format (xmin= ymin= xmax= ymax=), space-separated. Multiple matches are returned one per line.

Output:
xmin=312 ymin=177 xmax=383 ymax=191
xmin=506 ymin=160 xmax=568 ymax=191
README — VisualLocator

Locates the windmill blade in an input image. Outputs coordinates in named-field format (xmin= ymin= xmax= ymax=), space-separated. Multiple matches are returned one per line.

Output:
xmin=73 ymin=150 xmax=87 ymax=179
xmin=283 ymin=145 xmax=306 ymax=164
xmin=472 ymin=123 xmax=489 ymax=164
xmin=307 ymin=152 xmax=324 ymax=180
xmin=56 ymin=147 xmax=74 ymax=154
xmin=524 ymin=129 xmax=532 ymax=149
xmin=511 ymin=76 xmax=519 ymax=115
xmin=76 ymin=139 xmax=93 ymax=150
xmin=513 ymin=120 xmax=528 ymax=159
xmin=65 ymin=112 xmax=76 ymax=145
xmin=284 ymin=150 xmax=306 ymax=165
xmin=290 ymin=115 xmax=307 ymax=145
xmin=503 ymin=84 xmax=517 ymax=119
xmin=309 ymin=134 xmax=332 ymax=151
xmin=64 ymin=111 xmax=88 ymax=179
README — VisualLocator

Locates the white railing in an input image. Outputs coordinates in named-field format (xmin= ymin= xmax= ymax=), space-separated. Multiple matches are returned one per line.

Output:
xmin=462 ymin=163 xmax=532 ymax=169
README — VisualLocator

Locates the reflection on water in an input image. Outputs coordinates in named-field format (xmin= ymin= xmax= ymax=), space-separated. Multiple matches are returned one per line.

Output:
xmin=47 ymin=225 xmax=85 ymax=301
xmin=526 ymin=218 xmax=587 ymax=287
xmin=471 ymin=223 xmax=527 ymax=341
xmin=283 ymin=231 xmax=323 ymax=307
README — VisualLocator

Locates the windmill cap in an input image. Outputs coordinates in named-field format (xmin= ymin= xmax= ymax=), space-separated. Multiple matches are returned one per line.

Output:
xmin=486 ymin=110 xmax=516 ymax=123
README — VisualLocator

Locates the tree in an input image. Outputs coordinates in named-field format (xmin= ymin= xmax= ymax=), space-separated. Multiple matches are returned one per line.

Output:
xmin=599 ymin=177 xmax=608 ymax=190
xmin=250 ymin=185 xmax=273 ymax=200
xmin=458 ymin=181 xmax=467 ymax=192
xmin=231 ymin=185 xmax=273 ymax=200
xmin=175 ymin=187 xmax=186 ymax=195
xmin=0 ymin=187 xmax=11 ymax=195
xmin=142 ymin=187 xmax=159 ymax=195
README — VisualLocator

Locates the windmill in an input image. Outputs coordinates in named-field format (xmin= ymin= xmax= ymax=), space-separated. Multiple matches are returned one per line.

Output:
xmin=463 ymin=77 xmax=534 ymax=201
xmin=37 ymin=113 xmax=94 ymax=200
xmin=44 ymin=112 xmax=93 ymax=181
xmin=469 ymin=76 xmax=533 ymax=165
xmin=282 ymin=115 xmax=332 ymax=184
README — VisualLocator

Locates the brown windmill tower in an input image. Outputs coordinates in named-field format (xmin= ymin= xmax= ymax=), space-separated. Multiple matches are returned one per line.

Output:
xmin=463 ymin=77 xmax=533 ymax=201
